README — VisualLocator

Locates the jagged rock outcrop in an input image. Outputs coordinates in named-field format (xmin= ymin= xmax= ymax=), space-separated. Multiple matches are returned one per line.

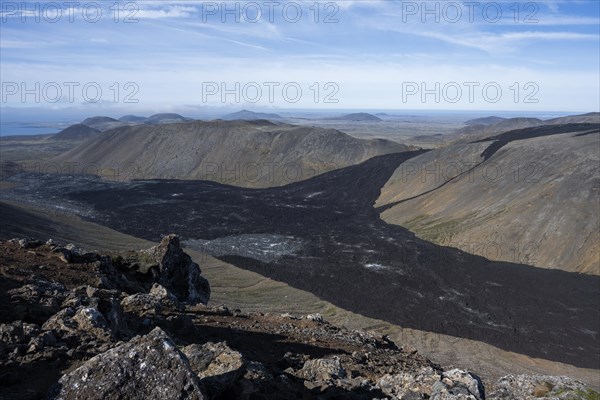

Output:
xmin=137 ymin=234 xmax=210 ymax=305
xmin=46 ymin=327 xmax=205 ymax=400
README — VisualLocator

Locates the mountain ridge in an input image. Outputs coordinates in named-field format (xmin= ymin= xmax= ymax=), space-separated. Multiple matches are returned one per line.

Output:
xmin=51 ymin=120 xmax=410 ymax=187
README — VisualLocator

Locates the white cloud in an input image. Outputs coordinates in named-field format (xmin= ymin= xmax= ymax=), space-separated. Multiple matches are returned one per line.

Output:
xmin=0 ymin=39 xmax=38 ymax=48
xmin=134 ymin=5 xmax=198 ymax=19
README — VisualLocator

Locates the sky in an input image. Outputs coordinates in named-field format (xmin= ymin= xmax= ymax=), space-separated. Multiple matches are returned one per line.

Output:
xmin=1 ymin=0 xmax=599 ymax=114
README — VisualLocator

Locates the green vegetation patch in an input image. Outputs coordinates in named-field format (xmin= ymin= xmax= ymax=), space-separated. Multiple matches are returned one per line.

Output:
xmin=404 ymin=215 xmax=461 ymax=243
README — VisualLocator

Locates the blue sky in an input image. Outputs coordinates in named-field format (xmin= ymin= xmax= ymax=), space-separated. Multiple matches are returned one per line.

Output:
xmin=1 ymin=0 xmax=599 ymax=113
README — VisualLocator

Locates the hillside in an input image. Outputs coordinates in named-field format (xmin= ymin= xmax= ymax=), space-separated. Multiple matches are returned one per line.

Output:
xmin=329 ymin=113 xmax=383 ymax=122
xmin=546 ymin=111 xmax=600 ymax=124
xmin=451 ymin=117 xmax=543 ymax=141
xmin=145 ymin=113 xmax=192 ymax=124
xmin=377 ymin=123 xmax=600 ymax=274
xmin=451 ymin=112 xmax=600 ymax=142
xmin=221 ymin=110 xmax=283 ymax=121
xmin=52 ymin=120 xmax=410 ymax=187
xmin=118 ymin=115 xmax=147 ymax=122
xmin=464 ymin=116 xmax=506 ymax=126
xmin=49 ymin=124 xmax=101 ymax=141
xmin=80 ymin=116 xmax=123 ymax=131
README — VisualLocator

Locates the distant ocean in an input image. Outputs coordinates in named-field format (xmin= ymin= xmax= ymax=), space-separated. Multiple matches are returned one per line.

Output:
xmin=0 ymin=122 xmax=63 ymax=137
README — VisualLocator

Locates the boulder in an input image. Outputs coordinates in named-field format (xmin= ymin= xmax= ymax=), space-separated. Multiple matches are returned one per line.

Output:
xmin=42 ymin=306 xmax=113 ymax=343
xmin=85 ymin=287 xmax=128 ymax=337
xmin=46 ymin=327 xmax=205 ymax=400
xmin=378 ymin=366 xmax=441 ymax=399
xmin=121 ymin=283 xmax=181 ymax=316
xmin=295 ymin=357 xmax=346 ymax=382
xmin=7 ymin=279 xmax=69 ymax=323
xmin=51 ymin=245 xmax=100 ymax=264
xmin=183 ymin=342 xmax=245 ymax=398
xmin=430 ymin=369 xmax=485 ymax=400
xmin=0 ymin=321 xmax=40 ymax=345
xmin=306 ymin=313 xmax=324 ymax=323
xmin=12 ymin=237 xmax=42 ymax=249
xmin=235 ymin=361 xmax=277 ymax=398
xmin=138 ymin=235 xmax=210 ymax=304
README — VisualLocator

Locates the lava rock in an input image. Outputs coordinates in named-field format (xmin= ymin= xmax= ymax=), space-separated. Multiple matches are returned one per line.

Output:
xmin=120 ymin=283 xmax=182 ymax=316
xmin=42 ymin=306 xmax=113 ymax=343
xmin=7 ymin=280 xmax=69 ymax=323
xmin=306 ymin=313 xmax=325 ymax=323
xmin=46 ymin=327 xmax=205 ymax=400
xmin=378 ymin=366 xmax=441 ymax=399
xmin=487 ymin=374 xmax=599 ymax=399
xmin=295 ymin=357 xmax=346 ymax=382
xmin=137 ymin=235 xmax=210 ymax=304
xmin=430 ymin=369 xmax=485 ymax=400
xmin=183 ymin=341 xmax=245 ymax=398
xmin=0 ymin=321 xmax=40 ymax=345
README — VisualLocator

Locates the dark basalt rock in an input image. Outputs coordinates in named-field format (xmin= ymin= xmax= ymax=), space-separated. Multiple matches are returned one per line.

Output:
xmin=7 ymin=279 xmax=69 ymax=324
xmin=46 ymin=327 xmax=205 ymax=400
xmin=430 ymin=369 xmax=485 ymax=400
xmin=183 ymin=342 xmax=245 ymax=398
xmin=137 ymin=234 xmax=210 ymax=305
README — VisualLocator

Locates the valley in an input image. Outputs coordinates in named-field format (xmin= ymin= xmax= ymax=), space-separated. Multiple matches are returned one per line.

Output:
xmin=2 ymin=140 xmax=598 ymax=370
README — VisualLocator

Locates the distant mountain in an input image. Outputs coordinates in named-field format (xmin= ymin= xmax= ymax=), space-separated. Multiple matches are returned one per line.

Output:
xmin=221 ymin=110 xmax=283 ymax=121
xmin=50 ymin=124 xmax=101 ymax=141
xmin=118 ymin=115 xmax=147 ymax=123
xmin=377 ymin=123 xmax=600 ymax=274
xmin=452 ymin=117 xmax=543 ymax=142
xmin=464 ymin=116 xmax=506 ymax=126
xmin=546 ymin=112 xmax=600 ymax=124
xmin=80 ymin=114 xmax=194 ymax=130
xmin=145 ymin=113 xmax=192 ymax=125
xmin=452 ymin=112 xmax=599 ymax=142
xmin=52 ymin=120 xmax=409 ymax=187
xmin=329 ymin=113 xmax=382 ymax=122
xmin=80 ymin=116 xmax=123 ymax=131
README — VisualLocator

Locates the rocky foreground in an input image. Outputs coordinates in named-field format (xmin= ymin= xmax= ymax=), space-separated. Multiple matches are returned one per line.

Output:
xmin=0 ymin=236 xmax=597 ymax=400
